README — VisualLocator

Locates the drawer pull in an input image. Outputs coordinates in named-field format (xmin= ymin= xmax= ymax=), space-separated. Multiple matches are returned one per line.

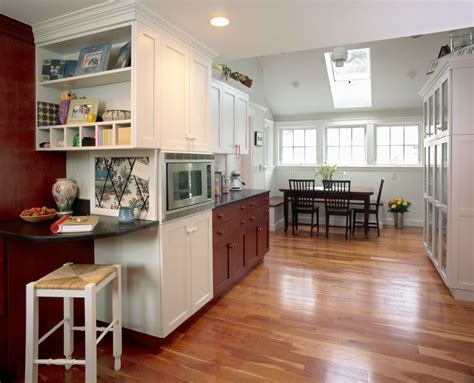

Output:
xmin=240 ymin=205 xmax=246 ymax=210
xmin=264 ymin=197 xmax=269 ymax=201
xmin=249 ymin=216 xmax=255 ymax=220
xmin=228 ymin=243 xmax=235 ymax=249
xmin=241 ymin=220 xmax=246 ymax=225
xmin=217 ymin=230 xmax=224 ymax=235
xmin=249 ymin=202 xmax=255 ymax=207
xmin=217 ymin=213 xmax=224 ymax=218
xmin=257 ymin=227 xmax=263 ymax=232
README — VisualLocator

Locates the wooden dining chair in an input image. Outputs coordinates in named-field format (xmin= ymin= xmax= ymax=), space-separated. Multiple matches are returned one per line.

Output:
xmin=322 ymin=180 xmax=351 ymax=239
xmin=289 ymin=179 xmax=319 ymax=236
xmin=352 ymin=178 xmax=385 ymax=236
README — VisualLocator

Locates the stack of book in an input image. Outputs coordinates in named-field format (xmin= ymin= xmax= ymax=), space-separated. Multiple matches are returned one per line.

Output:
xmin=51 ymin=215 xmax=99 ymax=233
xmin=97 ymin=129 xmax=113 ymax=146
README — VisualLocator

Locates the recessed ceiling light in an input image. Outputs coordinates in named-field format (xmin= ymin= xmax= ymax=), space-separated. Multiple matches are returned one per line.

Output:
xmin=210 ymin=17 xmax=230 ymax=27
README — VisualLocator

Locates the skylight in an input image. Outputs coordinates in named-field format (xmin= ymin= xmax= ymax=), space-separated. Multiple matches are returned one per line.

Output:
xmin=324 ymin=48 xmax=372 ymax=109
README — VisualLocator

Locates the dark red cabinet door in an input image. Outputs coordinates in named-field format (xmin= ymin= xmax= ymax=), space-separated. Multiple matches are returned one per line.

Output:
xmin=230 ymin=231 xmax=247 ymax=282
xmin=213 ymin=241 xmax=232 ymax=297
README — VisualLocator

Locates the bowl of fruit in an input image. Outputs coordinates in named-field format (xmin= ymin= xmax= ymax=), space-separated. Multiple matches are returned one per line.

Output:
xmin=20 ymin=207 xmax=57 ymax=223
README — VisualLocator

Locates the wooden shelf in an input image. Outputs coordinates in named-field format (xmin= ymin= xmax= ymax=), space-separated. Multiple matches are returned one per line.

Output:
xmin=38 ymin=67 xmax=131 ymax=89
xmin=37 ymin=119 xmax=131 ymax=129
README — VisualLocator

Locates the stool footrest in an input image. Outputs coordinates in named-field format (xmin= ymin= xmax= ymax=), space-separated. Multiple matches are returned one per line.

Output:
xmin=38 ymin=319 xmax=66 ymax=345
xmin=35 ymin=358 xmax=86 ymax=366
xmin=73 ymin=325 xmax=113 ymax=332
xmin=96 ymin=319 xmax=118 ymax=346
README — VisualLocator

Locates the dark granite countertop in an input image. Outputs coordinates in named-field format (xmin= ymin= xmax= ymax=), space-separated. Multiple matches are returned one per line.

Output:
xmin=214 ymin=189 xmax=270 ymax=208
xmin=0 ymin=215 xmax=159 ymax=242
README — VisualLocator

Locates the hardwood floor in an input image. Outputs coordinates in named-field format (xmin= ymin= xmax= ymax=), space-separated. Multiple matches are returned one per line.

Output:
xmin=36 ymin=227 xmax=474 ymax=382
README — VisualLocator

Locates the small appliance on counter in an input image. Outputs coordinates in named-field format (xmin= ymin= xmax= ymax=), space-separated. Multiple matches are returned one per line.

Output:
xmin=229 ymin=170 xmax=246 ymax=191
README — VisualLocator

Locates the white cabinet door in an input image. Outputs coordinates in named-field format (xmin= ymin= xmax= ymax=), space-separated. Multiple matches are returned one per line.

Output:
xmin=235 ymin=91 xmax=249 ymax=154
xmin=161 ymin=38 xmax=190 ymax=151
xmin=189 ymin=52 xmax=211 ymax=152
xmin=134 ymin=23 xmax=160 ymax=148
xmin=222 ymin=85 xmax=236 ymax=153
xmin=189 ymin=211 xmax=213 ymax=313
xmin=211 ymin=81 xmax=223 ymax=153
xmin=160 ymin=218 xmax=191 ymax=336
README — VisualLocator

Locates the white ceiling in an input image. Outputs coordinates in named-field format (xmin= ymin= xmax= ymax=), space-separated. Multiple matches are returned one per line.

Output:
xmin=1 ymin=0 xmax=473 ymax=60
xmin=259 ymin=31 xmax=450 ymax=118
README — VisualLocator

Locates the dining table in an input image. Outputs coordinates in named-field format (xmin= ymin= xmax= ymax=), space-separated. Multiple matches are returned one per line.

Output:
xmin=278 ymin=186 xmax=375 ymax=238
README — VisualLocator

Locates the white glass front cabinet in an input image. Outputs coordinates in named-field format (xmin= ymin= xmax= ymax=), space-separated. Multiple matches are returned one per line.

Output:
xmin=421 ymin=56 xmax=474 ymax=302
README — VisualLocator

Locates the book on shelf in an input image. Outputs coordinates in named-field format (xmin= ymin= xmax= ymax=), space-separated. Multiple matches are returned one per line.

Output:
xmin=58 ymin=215 xmax=99 ymax=233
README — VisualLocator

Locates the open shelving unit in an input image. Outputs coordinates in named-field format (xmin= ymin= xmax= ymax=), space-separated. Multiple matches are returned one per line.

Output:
xmin=36 ymin=120 xmax=132 ymax=150
xmin=35 ymin=24 xmax=133 ymax=151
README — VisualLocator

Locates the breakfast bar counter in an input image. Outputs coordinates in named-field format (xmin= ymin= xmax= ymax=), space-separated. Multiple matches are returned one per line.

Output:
xmin=0 ymin=216 xmax=158 ymax=380
xmin=0 ymin=216 xmax=159 ymax=242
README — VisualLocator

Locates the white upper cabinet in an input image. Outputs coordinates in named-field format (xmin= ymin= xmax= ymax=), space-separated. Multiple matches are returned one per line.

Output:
xmin=160 ymin=38 xmax=190 ymax=151
xmin=135 ymin=23 xmax=161 ymax=148
xmin=211 ymin=73 xmax=252 ymax=155
xmin=235 ymin=90 xmax=249 ymax=154
xmin=189 ymin=52 xmax=212 ymax=152
xmin=222 ymin=85 xmax=237 ymax=153
xmin=211 ymin=81 xmax=223 ymax=152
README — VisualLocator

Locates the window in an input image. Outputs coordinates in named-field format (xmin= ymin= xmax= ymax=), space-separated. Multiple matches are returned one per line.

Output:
xmin=376 ymin=125 xmax=419 ymax=165
xmin=325 ymin=126 xmax=366 ymax=165
xmin=280 ymin=128 xmax=317 ymax=164
xmin=324 ymin=48 xmax=372 ymax=108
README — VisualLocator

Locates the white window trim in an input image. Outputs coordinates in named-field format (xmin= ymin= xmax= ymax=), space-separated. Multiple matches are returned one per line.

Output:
xmin=279 ymin=126 xmax=318 ymax=165
xmin=324 ymin=125 xmax=367 ymax=165
xmin=374 ymin=123 xmax=422 ymax=165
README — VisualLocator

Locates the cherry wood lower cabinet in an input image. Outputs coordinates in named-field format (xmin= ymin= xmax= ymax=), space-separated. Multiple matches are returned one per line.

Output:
xmin=213 ymin=193 xmax=269 ymax=297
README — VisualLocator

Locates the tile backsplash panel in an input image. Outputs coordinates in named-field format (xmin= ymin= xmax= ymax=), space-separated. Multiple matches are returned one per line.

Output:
xmin=95 ymin=156 xmax=150 ymax=212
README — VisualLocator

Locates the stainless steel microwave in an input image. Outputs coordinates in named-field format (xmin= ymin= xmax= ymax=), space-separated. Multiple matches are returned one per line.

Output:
xmin=163 ymin=153 xmax=214 ymax=220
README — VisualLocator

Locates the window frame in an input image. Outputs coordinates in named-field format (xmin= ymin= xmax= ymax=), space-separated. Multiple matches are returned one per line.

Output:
xmin=375 ymin=124 xmax=421 ymax=165
xmin=279 ymin=126 xmax=318 ymax=165
xmin=324 ymin=125 xmax=367 ymax=165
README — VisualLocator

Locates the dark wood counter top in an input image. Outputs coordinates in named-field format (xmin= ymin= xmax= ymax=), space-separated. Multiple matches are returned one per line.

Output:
xmin=0 ymin=216 xmax=159 ymax=242
xmin=214 ymin=189 xmax=270 ymax=208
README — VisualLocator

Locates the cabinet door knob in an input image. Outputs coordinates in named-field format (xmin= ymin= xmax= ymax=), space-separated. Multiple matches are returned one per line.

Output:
xmin=249 ymin=216 xmax=255 ymax=220
xmin=217 ymin=230 xmax=224 ymax=235
xmin=257 ymin=227 xmax=263 ymax=232
xmin=234 ymin=242 xmax=237 ymax=248
xmin=240 ymin=205 xmax=246 ymax=210
xmin=241 ymin=220 xmax=246 ymax=225
xmin=264 ymin=197 xmax=269 ymax=201
xmin=217 ymin=213 xmax=224 ymax=218
xmin=249 ymin=202 xmax=255 ymax=207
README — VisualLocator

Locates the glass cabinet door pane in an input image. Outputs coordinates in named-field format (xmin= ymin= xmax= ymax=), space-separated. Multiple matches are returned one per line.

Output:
xmin=442 ymin=80 xmax=448 ymax=131
xmin=427 ymin=202 xmax=433 ymax=253
xmin=423 ymin=101 xmax=428 ymax=138
xmin=435 ymin=144 xmax=441 ymax=201
xmin=433 ymin=205 xmax=439 ymax=263
xmin=442 ymin=142 xmax=448 ymax=206
xmin=435 ymin=88 xmax=440 ymax=133
xmin=441 ymin=210 xmax=447 ymax=272
xmin=428 ymin=146 xmax=434 ymax=197
xmin=424 ymin=147 xmax=428 ymax=194
xmin=428 ymin=96 xmax=433 ymax=136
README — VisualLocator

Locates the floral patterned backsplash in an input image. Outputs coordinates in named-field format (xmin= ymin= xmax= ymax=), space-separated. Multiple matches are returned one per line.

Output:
xmin=95 ymin=157 xmax=150 ymax=212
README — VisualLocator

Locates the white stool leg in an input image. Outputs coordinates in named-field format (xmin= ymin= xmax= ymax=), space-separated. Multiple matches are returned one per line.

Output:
xmin=25 ymin=282 xmax=38 ymax=383
xmin=84 ymin=284 xmax=97 ymax=383
xmin=112 ymin=265 xmax=122 ymax=371
xmin=63 ymin=296 xmax=74 ymax=369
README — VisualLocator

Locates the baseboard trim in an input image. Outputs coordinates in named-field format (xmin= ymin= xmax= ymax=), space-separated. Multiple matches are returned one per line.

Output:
xmin=269 ymin=219 xmax=284 ymax=232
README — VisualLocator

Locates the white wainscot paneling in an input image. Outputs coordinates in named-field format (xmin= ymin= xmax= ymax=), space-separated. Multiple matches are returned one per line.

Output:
xmin=273 ymin=166 xmax=424 ymax=227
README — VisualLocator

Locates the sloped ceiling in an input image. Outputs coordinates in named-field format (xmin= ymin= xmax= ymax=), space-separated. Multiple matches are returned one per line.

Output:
xmin=258 ymin=32 xmax=451 ymax=119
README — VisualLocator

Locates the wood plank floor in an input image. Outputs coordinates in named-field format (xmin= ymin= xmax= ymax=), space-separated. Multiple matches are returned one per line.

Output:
xmin=36 ymin=227 xmax=474 ymax=382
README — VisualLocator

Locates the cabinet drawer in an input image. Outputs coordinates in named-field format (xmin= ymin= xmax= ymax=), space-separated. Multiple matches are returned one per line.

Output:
xmin=246 ymin=193 xmax=270 ymax=212
xmin=213 ymin=202 xmax=247 ymax=226
xmin=213 ymin=218 xmax=246 ymax=245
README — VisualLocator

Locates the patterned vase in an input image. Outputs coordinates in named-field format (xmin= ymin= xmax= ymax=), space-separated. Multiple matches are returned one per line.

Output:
xmin=52 ymin=178 xmax=77 ymax=214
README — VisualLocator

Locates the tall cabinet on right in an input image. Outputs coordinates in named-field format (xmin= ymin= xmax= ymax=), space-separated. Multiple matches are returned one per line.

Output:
xmin=420 ymin=56 xmax=474 ymax=302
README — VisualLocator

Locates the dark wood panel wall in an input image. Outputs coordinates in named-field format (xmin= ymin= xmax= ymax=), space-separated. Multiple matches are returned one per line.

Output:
xmin=0 ymin=16 xmax=95 ymax=381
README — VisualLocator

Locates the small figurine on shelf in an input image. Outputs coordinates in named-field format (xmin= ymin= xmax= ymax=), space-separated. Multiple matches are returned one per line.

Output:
xmin=59 ymin=90 xmax=74 ymax=125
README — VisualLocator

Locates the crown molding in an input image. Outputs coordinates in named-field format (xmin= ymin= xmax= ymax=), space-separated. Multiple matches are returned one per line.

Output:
xmin=32 ymin=0 xmax=219 ymax=59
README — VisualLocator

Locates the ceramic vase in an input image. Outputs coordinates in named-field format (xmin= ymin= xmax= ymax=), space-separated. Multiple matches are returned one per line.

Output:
xmin=52 ymin=178 xmax=77 ymax=214
xmin=393 ymin=212 xmax=404 ymax=229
